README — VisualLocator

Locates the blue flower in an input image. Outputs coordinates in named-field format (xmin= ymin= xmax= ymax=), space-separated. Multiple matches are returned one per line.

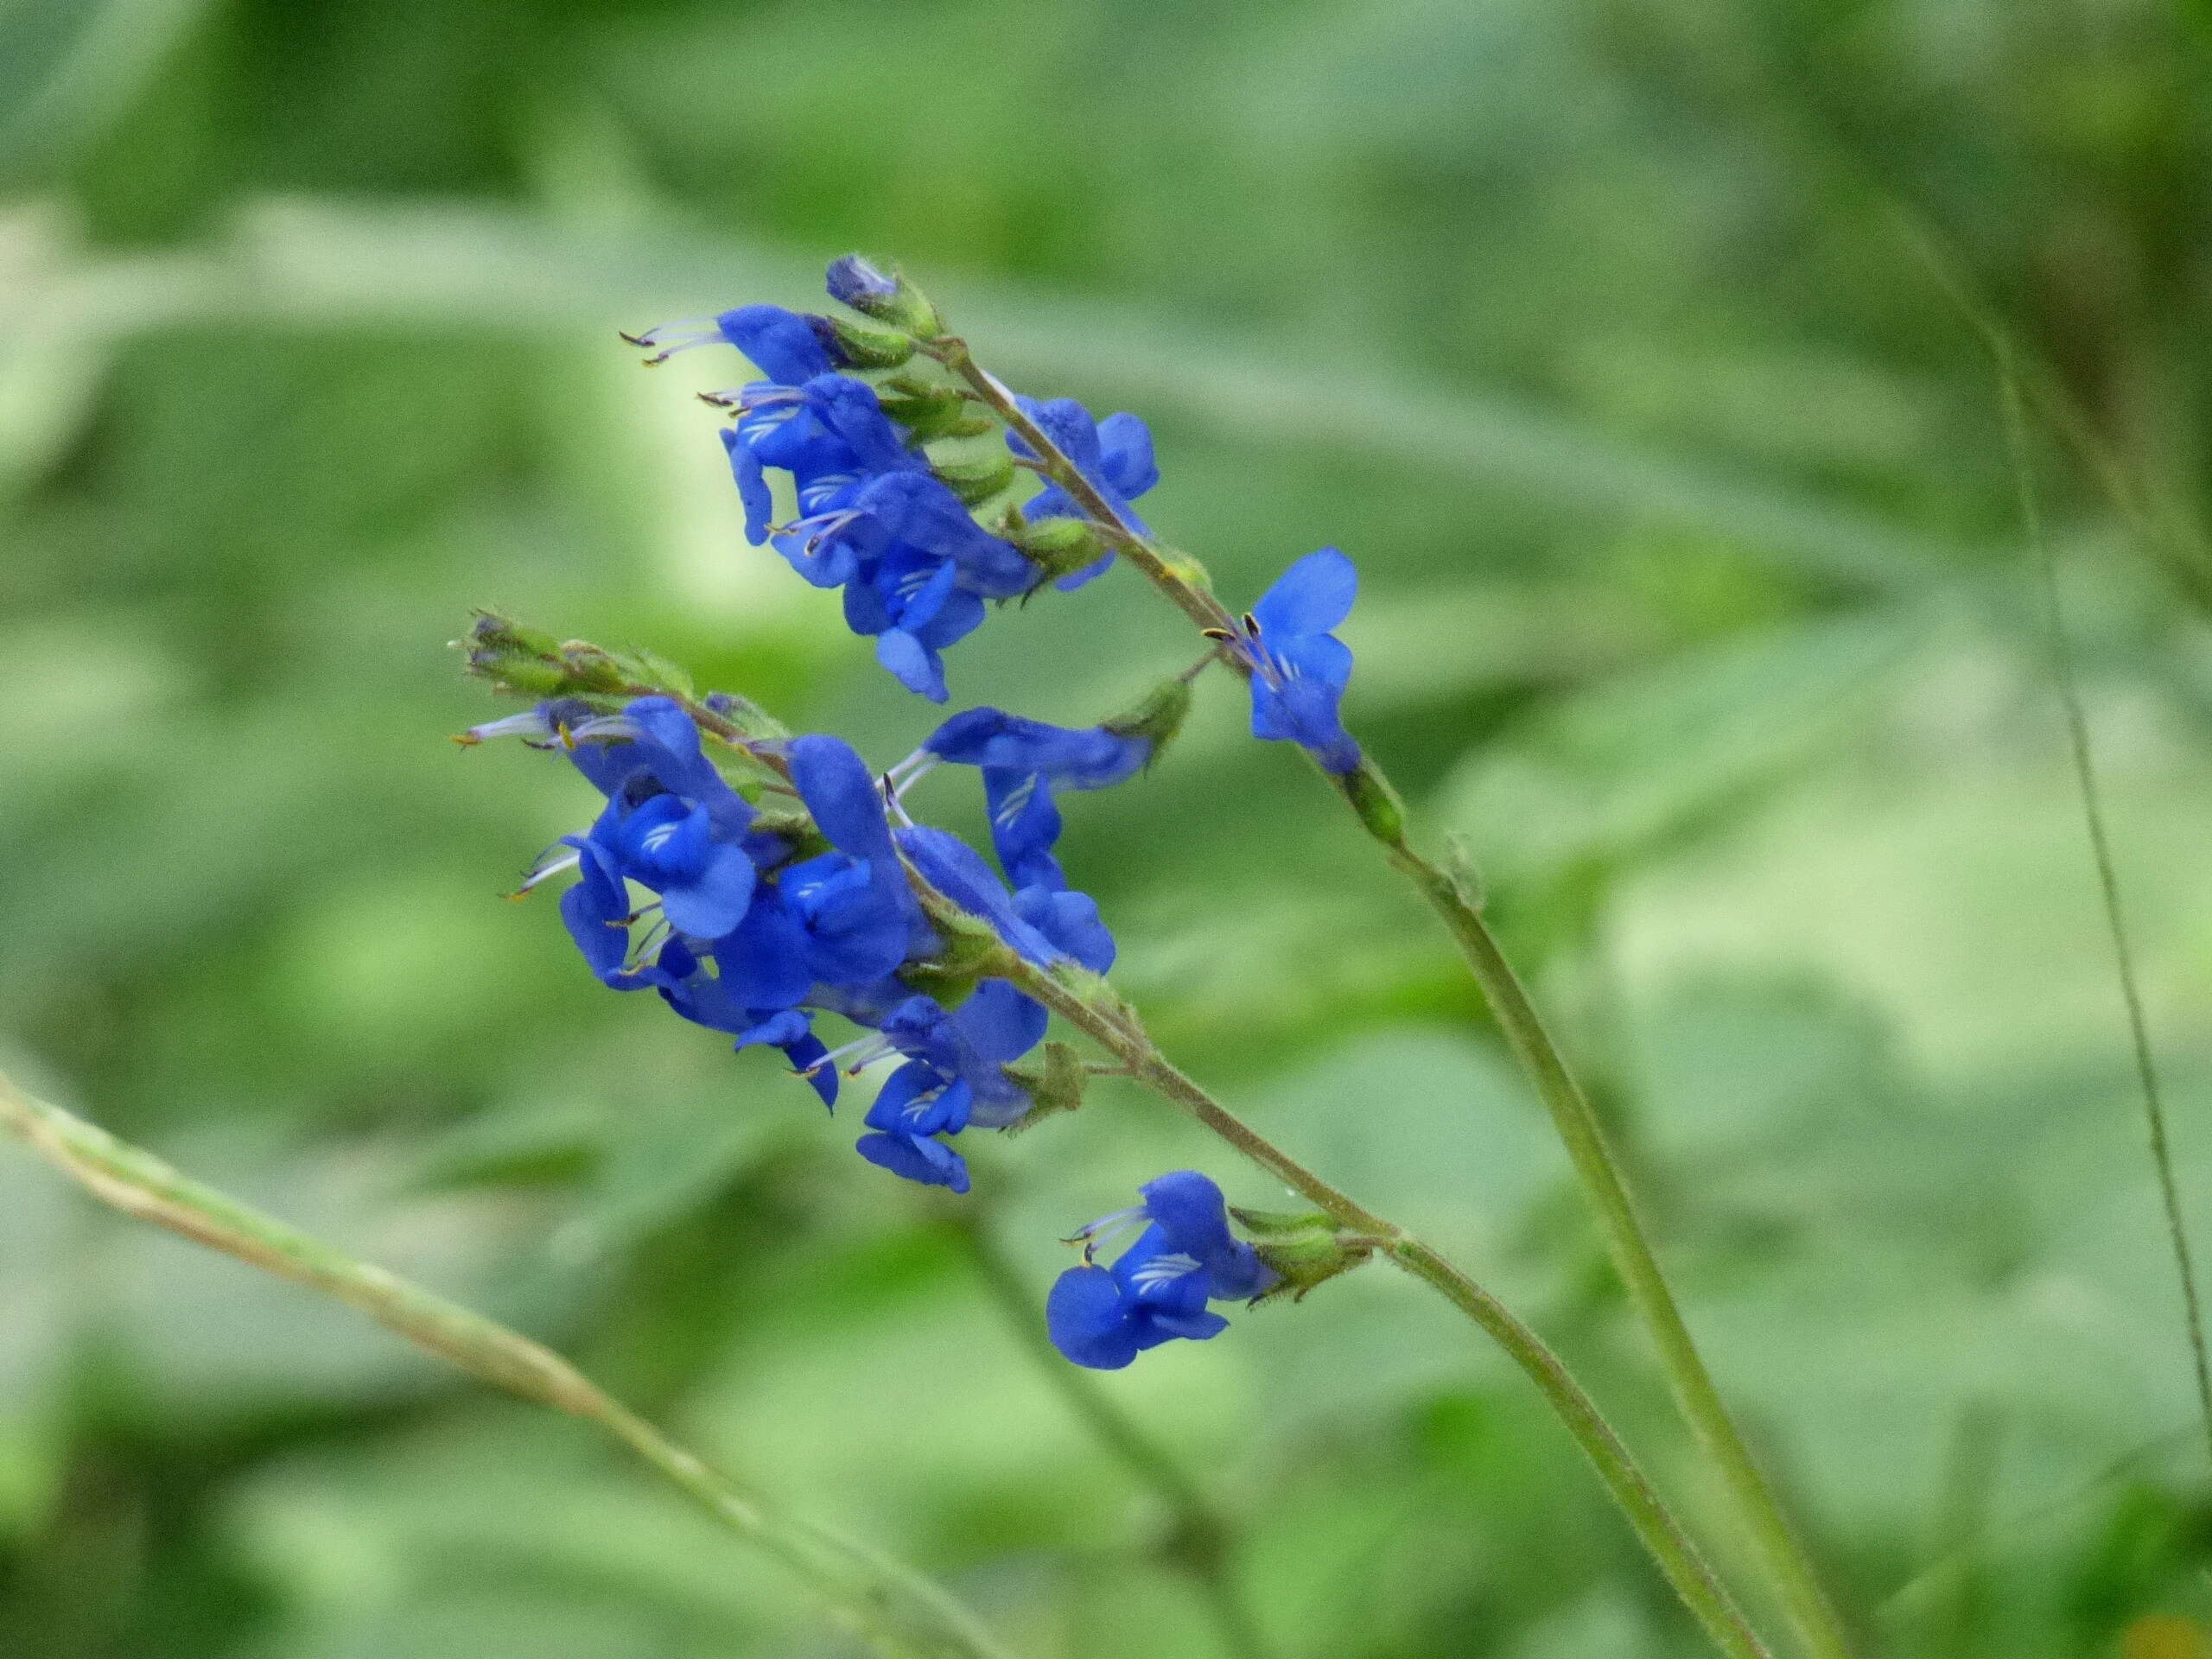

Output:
xmin=842 ymin=980 xmax=1052 ymax=1192
xmin=696 ymin=732 xmax=933 ymax=1014
xmin=535 ymin=700 xmax=769 ymax=961
xmin=842 ymin=544 xmax=989 ymax=703
xmin=918 ymin=708 xmax=1152 ymax=890
xmin=894 ymin=826 xmax=1070 ymax=969
xmin=855 ymin=1060 xmax=975 ymax=1193
xmin=765 ymin=472 xmax=1039 ymax=702
xmin=1008 ymin=397 xmax=1159 ymax=589
xmin=1046 ymin=1172 xmax=1274 ymax=1369
xmin=1236 ymin=547 xmax=1362 ymax=775
xmin=721 ymin=374 xmax=923 ymax=551
xmin=626 ymin=303 xmax=844 ymax=381
xmin=601 ymin=788 xmax=759 ymax=939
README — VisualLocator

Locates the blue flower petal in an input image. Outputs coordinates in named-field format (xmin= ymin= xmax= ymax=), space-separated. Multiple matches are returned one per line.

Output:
xmin=1250 ymin=546 xmax=1357 ymax=639
xmin=952 ymin=979 xmax=1048 ymax=1063
xmin=895 ymin=826 xmax=1065 ymax=965
xmin=720 ymin=426 xmax=776 ymax=547
xmin=789 ymin=734 xmax=898 ymax=865
xmin=713 ymin=888 xmax=815 ymax=1011
xmin=876 ymin=629 xmax=948 ymax=702
xmin=1046 ymin=1266 xmax=1141 ymax=1370
xmin=1140 ymin=1171 xmax=1238 ymax=1264
xmin=658 ymin=841 xmax=757 ymax=940
xmin=715 ymin=304 xmax=837 ymax=385
xmin=855 ymin=1130 xmax=970 ymax=1193
xmin=1015 ymin=887 xmax=1116 ymax=973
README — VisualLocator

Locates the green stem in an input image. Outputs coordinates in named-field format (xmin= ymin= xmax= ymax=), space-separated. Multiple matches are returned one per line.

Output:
xmin=990 ymin=958 xmax=1769 ymax=1659
xmin=1997 ymin=362 xmax=2212 ymax=1470
xmin=955 ymin=1213 xmax=1274 ymax=1659
xmin=1383 ymin=838 xmax=1851 ymax=1659
xmin=931 ymin=331 xmax=1851 ymax=1659
xmin=0 ymin=1070 xmax=1014 ymax=1659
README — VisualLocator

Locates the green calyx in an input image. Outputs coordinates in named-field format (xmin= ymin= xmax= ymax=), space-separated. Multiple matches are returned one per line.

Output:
xmin=1230 ymin=1207 xmax=1381 ymax=1302
xmin=1002 ymin=1040 xmax=1087 ymax=1133
xmin=932 ymin=451 xmax=1019 ymax=505
xmin=999 ymin=510 xmax=1109 ymax=582
xmin=1102 ymin=677 xmax=1194 ymax=760
xmin=828 ymin=315 xmax=916 ymax=369
xmin=876 ymin=380 xmax=994 ymax=441
xmin=1342 ymin=761 xmax=1407 ymax=849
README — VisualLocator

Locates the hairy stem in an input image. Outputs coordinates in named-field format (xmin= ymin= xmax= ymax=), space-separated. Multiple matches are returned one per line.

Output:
xmin=992 ymin=959 xmax=1769 ymax=1659
xmin=1998 ymin=362 xmax=2212 ymax=1469
xmin=954 ymin=1213 xmax=1274 ymax=1659
xmin=933 ymin=328 xmax=1850 ymax=1659
xmin=0 ymin=1070 xmax=1013 ymax=1659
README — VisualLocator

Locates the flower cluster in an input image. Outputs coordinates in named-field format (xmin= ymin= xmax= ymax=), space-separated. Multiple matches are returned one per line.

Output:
xmin=627 ymin=257 xmax=1362 ymax=781
xmin=461 ymin=255 xmax=1384 ymax=1370
xmin=630 ymin=292 xmax=1160 ymax=704
xmin=468 ymin=694 xmax=1128 ymax=1195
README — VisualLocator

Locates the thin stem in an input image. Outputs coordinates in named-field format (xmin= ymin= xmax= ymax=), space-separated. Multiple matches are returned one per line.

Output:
xmin=988 ymin=957 xmax=1769 ymax=1659
xmin=1384 ymin=840 xmax=1851 ymax=1659
xmin=936 ymin=326 xmax=1851 ymax=1659
xmin=1998 ymin=362 xmax=2212 ymax=1469
xmin=954 ymin=1213 xmax=1273 ymax=1659
xmin=0 ymin=1070 xmax=1013 ymax=1659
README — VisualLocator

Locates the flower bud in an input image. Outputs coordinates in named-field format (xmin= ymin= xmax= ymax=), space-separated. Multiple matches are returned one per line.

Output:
xmin=702 ymin=690 xmax=792 ymax=744
xmin=825 ymin=254 xmax=942 ymax=338
xmin=1342 ymin=760 xmax=1406 ymax=849
xmin=459 ymin=612 xmax=585 ymax=696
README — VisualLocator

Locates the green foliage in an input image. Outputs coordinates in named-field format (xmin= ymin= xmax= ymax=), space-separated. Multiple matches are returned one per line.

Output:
xmin=5 ymin=0 xmax=2212 ymax=1654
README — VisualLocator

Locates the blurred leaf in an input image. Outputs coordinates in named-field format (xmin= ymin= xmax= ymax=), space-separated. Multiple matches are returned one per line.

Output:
xmin=0 ymin=0 xmax=213 ymax=181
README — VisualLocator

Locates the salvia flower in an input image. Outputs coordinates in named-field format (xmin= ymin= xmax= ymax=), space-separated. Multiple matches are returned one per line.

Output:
xmin=914 ymin=708 xmax=1153 ymax=890
xmin=1047 ymin=1172 xmax=1275 ymax=1369
xmin=1235 ymin=546 xmax=1362 ymax=775
xmin=626 ymin=303 xmax=846 ymax=379
xmin=1007 ymin=396 xmax=1160 ymax=589
xmin=721 ymin=373 xmax=923 ymax=552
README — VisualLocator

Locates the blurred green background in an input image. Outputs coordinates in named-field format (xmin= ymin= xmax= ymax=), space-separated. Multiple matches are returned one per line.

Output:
xmin=5 ymin=0 xmax=2212 ymax=1654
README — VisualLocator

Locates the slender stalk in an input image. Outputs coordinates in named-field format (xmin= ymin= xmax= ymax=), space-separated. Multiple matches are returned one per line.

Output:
xmin=926 ymin=329 xmax=1852 ymax=1659
xmin=0 ymin=1070 xmax=1014 ymax=1659
xmin=464 ymin=631 xmax=1766 ymax=1655
xmin=954 ymin=1213 xmax=1274 ymax=1659
xmin=1998 ymin=364 xmax=2212 ymax=1469
xmin=988 ymin=957 xmax=1769 ymax=1659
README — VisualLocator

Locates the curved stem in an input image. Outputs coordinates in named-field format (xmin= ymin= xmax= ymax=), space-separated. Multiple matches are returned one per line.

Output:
xmin=992 ymin=959 xmax=1768 ymax=1659
xmin=955 ymin=1212 xmax=1273 ymax=1659
xmin=934 ymin=332 xmax=1851 ymax=1659
xmin=0 ymin=1070 xmax=1013 ymax=1659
